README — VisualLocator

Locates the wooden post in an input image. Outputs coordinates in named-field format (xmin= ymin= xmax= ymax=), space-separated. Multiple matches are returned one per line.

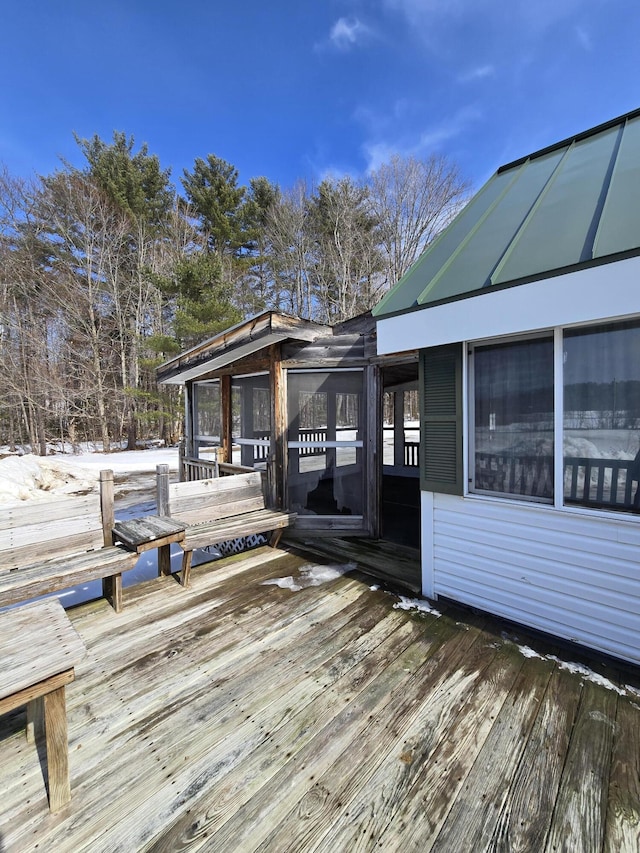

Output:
xmin=44 ymin=685 xmax=70 ymax=812
xmin=367 ymin=365 xmax=381 ymax=538
xmin=99 ymin=469 xmax=115 ymax=547
xmin=156 ymin=464 xmax=170 ymax=516
xmin=156 ymin=470 xmax=174 ymax=575
xmin=184 ymin=381 xmax=194 ymax=459
xmin=221 ymin=375 xmax=232 ymax=463
xmin=102 ymin=574 xmax=123 ymax=613
xmin=178 ymin=439 xmax=185 ymax=482
xmin=270 ymin=344 xmax=286 ymax=509
xmin=26 ymin=696 xmax=44 ymax=744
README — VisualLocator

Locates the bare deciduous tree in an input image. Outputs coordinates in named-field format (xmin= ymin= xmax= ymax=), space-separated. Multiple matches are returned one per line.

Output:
xmin=367 ymin=153 xmax=470 ymax=288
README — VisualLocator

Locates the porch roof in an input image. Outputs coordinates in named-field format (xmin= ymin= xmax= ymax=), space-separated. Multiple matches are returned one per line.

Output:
xmin=157 ymin=311 xmax=329 ymax=384
xmin=373 ymin=107 xmax=640 ymax=319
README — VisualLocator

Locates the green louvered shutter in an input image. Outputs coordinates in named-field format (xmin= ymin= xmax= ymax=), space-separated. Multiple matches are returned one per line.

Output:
xmin=420 ymin=344 xmax=463 ymax=494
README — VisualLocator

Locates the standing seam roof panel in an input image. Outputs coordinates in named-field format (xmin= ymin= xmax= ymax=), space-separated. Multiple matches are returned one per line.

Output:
xmin=490 ymin=126 xmax=620 ymax=284
xmin=371 ymin=169 xmax=514 ymax=315
xmin=417 ymin=149 xmax=566 ymax=304
xmin=593 ymin=115 xmax=640 ymax=258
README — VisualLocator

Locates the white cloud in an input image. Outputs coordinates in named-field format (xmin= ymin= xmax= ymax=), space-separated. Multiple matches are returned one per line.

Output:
xmin=361 ymin=106 xmax=482 ymax=173
xmin=328 ymin=16 xmax=371 ymax=50
xmin=458 ymin=64 xmax=495 ymax=83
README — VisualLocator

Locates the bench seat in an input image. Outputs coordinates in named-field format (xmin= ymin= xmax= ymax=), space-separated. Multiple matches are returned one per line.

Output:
xmin=156 ymin=467 xmax=297 ymax=587
xmin=0 ymin=546 xmax=137 ymax=612
xmin=182 ymin=508 xmax=297 ymax=552
xmin=0 ymin=470 xmax=137 ymax=613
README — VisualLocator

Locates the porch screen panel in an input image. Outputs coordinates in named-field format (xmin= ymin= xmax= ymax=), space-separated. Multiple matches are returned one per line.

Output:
xmin=472 ymin=337 xmax=554 ymax=500
xmin=193 ymin=381 xmax=220 ymax=457
xmin=564 ymin=319 xmax=640 ymax=511
xmin=287 ymin=371 xmax=364 ymax=516
xmin=231 ymin=374 xmax=271 ymax=468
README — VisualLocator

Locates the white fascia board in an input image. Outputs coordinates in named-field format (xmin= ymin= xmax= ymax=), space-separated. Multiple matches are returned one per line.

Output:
xmin=376 ymin=255 xmax=640 ymax=355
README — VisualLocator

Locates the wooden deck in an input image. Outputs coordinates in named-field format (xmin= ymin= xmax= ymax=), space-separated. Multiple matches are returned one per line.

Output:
xmin=1 ymin=545 xmax=639 ymax=852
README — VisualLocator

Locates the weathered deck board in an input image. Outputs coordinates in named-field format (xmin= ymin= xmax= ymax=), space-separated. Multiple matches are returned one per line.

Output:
xmin=545 ymin=681 xmax=618 ymax=852
xmin=254 ymin=617 xmax=494 ymax=853
xmin=0 ymin=543 xmax=638 ymax=853
xmin=605 ymin=695 xmax=640 ymax=852
xmin=489 ymin=665 xmax=584 ymax=852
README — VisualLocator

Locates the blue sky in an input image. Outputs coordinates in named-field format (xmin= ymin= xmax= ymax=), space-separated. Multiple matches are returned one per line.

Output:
xmin=2 ymin=0 xmax=639 ymax=195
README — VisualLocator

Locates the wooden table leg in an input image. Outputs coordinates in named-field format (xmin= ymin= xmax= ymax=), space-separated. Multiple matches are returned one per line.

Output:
xmin=26 ymin=695 xmax=44 ymax=743
xmin=43 ymin=685 xmax=70 ymax=812
xmin=158 ymin=544 xmax=172 ymax=577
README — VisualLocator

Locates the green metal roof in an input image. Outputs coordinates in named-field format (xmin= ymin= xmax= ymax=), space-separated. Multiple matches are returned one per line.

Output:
xmin=373 ymin=108 xmax=640 ymax=318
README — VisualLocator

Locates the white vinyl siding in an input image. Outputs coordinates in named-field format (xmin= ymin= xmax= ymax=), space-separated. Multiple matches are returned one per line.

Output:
xmin=424 ymin=492 xmax=640 ymax=665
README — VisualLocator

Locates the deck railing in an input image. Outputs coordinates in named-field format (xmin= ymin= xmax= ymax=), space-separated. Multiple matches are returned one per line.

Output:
xmin=475 ymin=452 xmax=639 ymax=510
xmin=181 ymin=455 xmax=219 ymax=481
xmin=564 ymin=456 xmax=639 ymax=509
xmin=404 ymin=441 xmax=419 ymax=467
xmin=475 ymin=452 xmax=553 ymax=499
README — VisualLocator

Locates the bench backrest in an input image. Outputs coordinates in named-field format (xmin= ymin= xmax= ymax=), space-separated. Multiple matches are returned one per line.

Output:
xmin=166 ymin=471 xmax=266 ymax=526
xmin=0 ymin=470 xmax=115 ymax=571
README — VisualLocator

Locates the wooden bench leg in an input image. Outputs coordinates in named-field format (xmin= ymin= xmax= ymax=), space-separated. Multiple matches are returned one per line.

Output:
xmin=44 ymin=685 xmax=70 ymax=812
xmin=269 ymin=529 xmax=283 ymax=548
xmin=158 ymin=544 xmax=172 ymax=577
xmin=181 ymin=549 xmax=193 ymax=588
xmin=27 ymin=696 xmax=44 ymax=743
xmin=102 ymin=574 xmax=123 ymax=613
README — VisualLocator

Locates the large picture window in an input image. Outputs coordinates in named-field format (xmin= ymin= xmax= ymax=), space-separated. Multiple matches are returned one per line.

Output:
xmin=471 ymin=337 xmax=554 ymax=501
xmin=465 ymin=319 xmax=640 ymax=514
xmin=564 ymin=320 xmax=640 ymax=511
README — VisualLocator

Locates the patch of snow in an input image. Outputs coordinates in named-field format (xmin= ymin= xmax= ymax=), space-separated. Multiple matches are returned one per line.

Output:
xmin=262 ymin=561 xmax=357 ymax=592
xmin=393 ymin=596 xmax=441 ymax=617
xmin=0 ymin=455 xmax=99 ymax=505
xmin=517 ymin=644 xmax=543 ymax=659
xmin=0 ymin=448 xmax=179 ymax=506
xmin=545 ymin=656 xmax=625 ymax=695
xmin=370 ymin=584 xmax=380 ymax=591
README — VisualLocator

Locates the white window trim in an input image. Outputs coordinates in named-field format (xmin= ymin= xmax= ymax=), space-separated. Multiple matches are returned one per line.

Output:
xmin=463 ymin=322 xmax=640 ymax=520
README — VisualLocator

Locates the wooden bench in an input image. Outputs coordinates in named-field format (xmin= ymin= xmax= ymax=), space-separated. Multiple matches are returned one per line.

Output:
xmin=112 ymin=515 xmax=186 ymax=577
xmin=156 ymin=466 xmax=296 ymax=587
xmin=0 ymin=599 xmax=86 ymax=812
xmin=0 ymin=470 xmax=138 ymax=612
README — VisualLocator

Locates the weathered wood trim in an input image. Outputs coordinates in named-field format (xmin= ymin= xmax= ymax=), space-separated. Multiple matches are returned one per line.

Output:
xmin=292 ymin=516 xmax=366 ymax=532
xmin=156 ymin=464 xmax=170 ymax=516
xmin=99 ymin=470 xmax=115 ymax=547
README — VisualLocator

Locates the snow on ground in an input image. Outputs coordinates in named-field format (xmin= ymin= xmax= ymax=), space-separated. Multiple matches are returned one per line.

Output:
xmin=0 ymin=446 xmax=187 ymax=609
xmin=262 ymin=561 xmax=357 ymax=591
xmin=393 ymin=596 xmax=442 ymax=617
xmin=0 ymin=447 xmax=179 ymax=506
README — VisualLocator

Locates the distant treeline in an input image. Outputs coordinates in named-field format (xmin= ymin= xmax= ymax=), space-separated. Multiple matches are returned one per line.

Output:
xmin=0 ymin=133 xmax=468 ymax=453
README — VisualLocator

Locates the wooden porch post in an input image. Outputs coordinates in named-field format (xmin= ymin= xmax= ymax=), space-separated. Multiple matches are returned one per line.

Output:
xmin=221 ymin=375 xmax=232 ymax=463
xmin=270 ymin=344 xmax=286 ymax=510
xmin=367 ymin=364 xmax=381 ymax=538
xmin=184 ymin=381 xmax=194 ymax=459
